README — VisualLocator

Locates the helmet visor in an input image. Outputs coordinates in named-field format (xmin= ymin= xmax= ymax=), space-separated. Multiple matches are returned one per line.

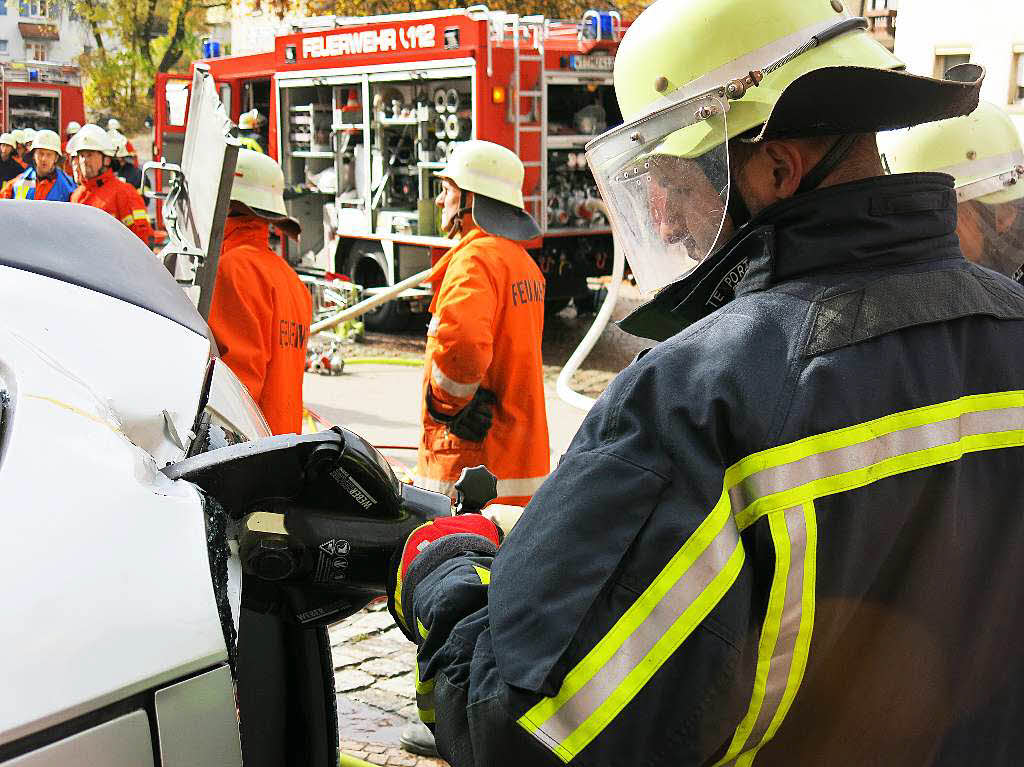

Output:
xmin=586 ymin=93 xmax=730 ymax=295
xmin=959 ymin=197 xmax=1024 ymax=278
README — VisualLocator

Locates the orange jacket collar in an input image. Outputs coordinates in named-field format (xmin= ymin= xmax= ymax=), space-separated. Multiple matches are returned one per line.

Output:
xmin=223 ymin=216 xmax=270 ymax=251
xmin=427 ymin=227 xmax=488 ymax=313
xmin=82 ymin=168 xmax=116 ymax=191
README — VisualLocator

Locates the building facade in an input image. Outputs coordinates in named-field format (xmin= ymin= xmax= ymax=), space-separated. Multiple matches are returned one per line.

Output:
xmin=893 ymin=0 xmax=1024 ymax=137
xmin=0 ymin=0 xmax=93 ymax=65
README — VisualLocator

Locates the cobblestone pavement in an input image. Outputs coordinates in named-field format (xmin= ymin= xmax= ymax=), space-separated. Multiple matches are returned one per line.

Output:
xmin=332 ymin=601 xmax=447 ymax=766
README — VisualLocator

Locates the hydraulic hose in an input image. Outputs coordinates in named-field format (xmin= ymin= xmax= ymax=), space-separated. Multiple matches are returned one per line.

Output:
xmin=556 ymin=199 xmax=624 ymax=411
xmin=310 ymin=268 xmax=432 ymax=334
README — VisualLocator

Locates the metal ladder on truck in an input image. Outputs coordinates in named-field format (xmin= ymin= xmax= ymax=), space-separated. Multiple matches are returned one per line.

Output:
xmin=470 ymin=7 xmax=549 ymax=232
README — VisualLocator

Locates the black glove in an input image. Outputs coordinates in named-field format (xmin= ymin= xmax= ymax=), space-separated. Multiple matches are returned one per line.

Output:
xmin=427 ymin=387 xmax=497 ymax=442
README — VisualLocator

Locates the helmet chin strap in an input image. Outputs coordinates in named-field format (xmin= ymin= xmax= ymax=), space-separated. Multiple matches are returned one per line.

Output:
xmin=728 ymin=134 xmax=859 ymax=229
xmin=445 ymin=190 xmax=473 ymax=237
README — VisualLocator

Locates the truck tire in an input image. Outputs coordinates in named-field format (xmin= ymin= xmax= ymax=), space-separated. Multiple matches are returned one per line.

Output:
xmin=350 ymin=246 xmax=410 ymax=332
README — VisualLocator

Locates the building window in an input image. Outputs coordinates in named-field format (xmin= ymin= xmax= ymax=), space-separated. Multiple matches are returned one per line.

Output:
xmin=26 ymin=41 xmax=47 ymax=61
xmin=0 ymin=40 xmax=8 ymax=54
xmin=18 ymin=0 xmax=47 ymax=18
xmin=933 ymin=51 xmax=971 ymax=79
xmin=1013 ymin=50 xmax=1024 ymax=107
xmin=0 ymin=1 xmax=6 ymax=16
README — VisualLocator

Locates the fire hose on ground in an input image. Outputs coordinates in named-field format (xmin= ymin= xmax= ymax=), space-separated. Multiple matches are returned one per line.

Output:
xmin=555 ymin=198 xmax=624 ymax=412
xmin=310 ymin=198 xmax=622 ymax=412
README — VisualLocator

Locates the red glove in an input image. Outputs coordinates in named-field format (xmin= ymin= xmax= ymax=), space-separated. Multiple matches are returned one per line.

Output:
xmin=388 ymin=515 xmax=501 ymax=640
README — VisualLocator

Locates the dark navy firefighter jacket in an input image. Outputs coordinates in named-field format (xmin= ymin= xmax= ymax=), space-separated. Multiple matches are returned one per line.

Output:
xmin=402 ymin=173 xmax=1024 ymax=766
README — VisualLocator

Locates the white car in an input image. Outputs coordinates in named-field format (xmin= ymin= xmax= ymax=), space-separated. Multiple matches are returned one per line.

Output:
xmin=0 ymin=200 xmax=453 ymax=766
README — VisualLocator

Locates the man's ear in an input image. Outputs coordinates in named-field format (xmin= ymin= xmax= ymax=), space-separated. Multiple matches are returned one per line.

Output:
xmin=760 ymin=140 xmax=808 ymax=200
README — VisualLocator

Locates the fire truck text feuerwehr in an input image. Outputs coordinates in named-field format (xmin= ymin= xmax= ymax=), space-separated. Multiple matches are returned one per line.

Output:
xmin=302 ymin=24 xmax=437 ymax=59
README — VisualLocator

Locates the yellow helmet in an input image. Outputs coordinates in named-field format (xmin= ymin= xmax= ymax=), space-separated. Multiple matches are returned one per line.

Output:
xmin=879 ymin=101 xmax=1024 ymax=205
xmin=31 ymin=129 xmax=62 ymax=157
xmin=586 ymin=0 xmax=984 ymax=297
xmin=230 ymin=148 xmax=301 ymax=238
xmin=435 ymin=139 xmax=540 ymax=240
xmin=70 ymin=124 xmax=115 ymax=157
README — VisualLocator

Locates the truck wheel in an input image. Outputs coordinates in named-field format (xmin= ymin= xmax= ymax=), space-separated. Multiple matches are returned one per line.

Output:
xmin=352 ymin=250 xmax=410 ymax=332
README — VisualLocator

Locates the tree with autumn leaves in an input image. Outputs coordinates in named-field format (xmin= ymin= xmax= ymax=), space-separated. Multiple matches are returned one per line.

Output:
xmin=73 ymin=0 xmax=220 ymax=132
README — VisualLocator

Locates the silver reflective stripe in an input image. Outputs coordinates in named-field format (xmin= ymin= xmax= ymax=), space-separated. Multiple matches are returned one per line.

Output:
xmin=427 ymin=315 xmax=439 ymax=336
xmin=733 ymin=406 xmax=1024 ymax=514
xmin=431 ymin=361 xmax=480 ymax=399
xmin=937 ymin=150 xmax=1024 ymax=188
xmin=496 ymin=475 xmax=546 ymax=498
xmin=414 ymin=476 xmax=455 ymax=496
xmin=645 ymin=14 xmax=852 ymax=115
xmin=719 ymin=506 xmax=812 ymax=766
xmin=528 ymin=517 xmax=741 ymax=749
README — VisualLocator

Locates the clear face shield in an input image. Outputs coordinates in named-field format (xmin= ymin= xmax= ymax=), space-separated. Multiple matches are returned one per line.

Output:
xmin=585 ymin=93 xmax=731 ymax=295
xmin=954 ymin=164 xmax=1024 ymax=278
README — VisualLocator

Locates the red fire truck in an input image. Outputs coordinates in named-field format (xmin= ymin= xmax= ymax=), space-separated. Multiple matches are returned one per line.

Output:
xmin=1 ymin=60 xmax=85 ymax=135
xmin=154 ymin=8 xmax=626 ymax=329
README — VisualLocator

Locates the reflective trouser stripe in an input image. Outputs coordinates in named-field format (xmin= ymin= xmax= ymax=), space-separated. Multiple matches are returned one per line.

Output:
xmin=414 ymin=475 xmax=547 ymax=499
xmin=431 ymin=361 xmax=479 ymax=399
xmin=518 ymin=494 xmax=744 ymax=763
xmin=473 ymin=565 xmax=491 ymax=585
xmin=416 ymin=665 xmax=436 ymax=724
xmin=715 ymin=503 xmax=817 ymax=767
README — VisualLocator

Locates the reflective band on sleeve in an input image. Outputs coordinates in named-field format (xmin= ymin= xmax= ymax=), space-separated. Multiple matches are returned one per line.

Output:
xmin=518 ymin=494 xmax=744 ymax=763
xmin=715 ymin=503 xmax=817 ymax=767
xmin=496 ymin=475 xmax=546 ymax=498
xmin=414 ymin=475 xmax=546 ymax=500
xmin=413 ymin=476 xmax=455 ymax=497
xmin=131 ymin=209 xmax=149 ymax=222
xmin=729 ymin=392 xmax=1024 ymax=530
xmin=473 ymin=565 xmax=491 ymax=585
xmin=516 ymin=391 xmax=1024 ymax=764
xmin=431 ymin=361 xmax=480 ymax=399
xmin=121 ymin=214 xmax=134 ymax=226
xmin=417 ymin=618 xmax=429 ymax=640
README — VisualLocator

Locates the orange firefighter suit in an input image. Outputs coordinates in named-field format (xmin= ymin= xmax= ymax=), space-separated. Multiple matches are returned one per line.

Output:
xmin=416 ymin=226 xmax=550 ymax=506
xmin=71 ymin=168 xmax=154 ymax=245
xmin=208 ymin=216 xmax=312 ymax=435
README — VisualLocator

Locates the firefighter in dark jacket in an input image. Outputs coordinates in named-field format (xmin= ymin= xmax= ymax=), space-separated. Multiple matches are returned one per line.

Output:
xmin=384 ymin=1 xmax=1024 ymax=765
xmin=0 ymin=133 xmax=23 ymax=185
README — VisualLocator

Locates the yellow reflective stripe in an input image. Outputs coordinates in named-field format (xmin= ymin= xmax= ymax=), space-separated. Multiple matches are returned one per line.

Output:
xmin=417 ymin=618 xmax=429 ymax=640
xmin=731 ymin=391 xmax=1024 ymax=529
xmin=518 ymin=492 xmax=743 ymax=762
xmin=415 ymin=663 xmax=436 ymax=724
xmin=759 ymin=503 xmax=816 ymax=754
xmin=121 ymin=214 xmax=134 ymax=226
xmin=392 ymin=522 xmax=433 ymax=628
xmin=415 ymin=665 xmax=434 ymax=695
xmin=716 ymin=512 xmax=792 ymax=766
xmin=131 ymin=209 xmax=148 ymax=221
xmin=473 ymin=565 xmax=491 ymax=585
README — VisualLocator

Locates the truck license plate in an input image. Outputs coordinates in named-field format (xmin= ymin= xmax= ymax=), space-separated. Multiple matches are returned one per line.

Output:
xmin=569 ymin=54 xmax=614 ymax=71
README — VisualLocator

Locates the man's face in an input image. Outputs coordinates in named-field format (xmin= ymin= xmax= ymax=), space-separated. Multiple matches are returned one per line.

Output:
xmin=77 ymin=149 xmax=107 ymax=180
xmin=648 ymin=156 xmax=734 ymax=263
xmin=436 ymin=178 xmax=468 ymax=234
xmin=33 ymin=149 xmax=58 ymax=178
xmin=1 ymin=144 xmax=11 ymax=161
